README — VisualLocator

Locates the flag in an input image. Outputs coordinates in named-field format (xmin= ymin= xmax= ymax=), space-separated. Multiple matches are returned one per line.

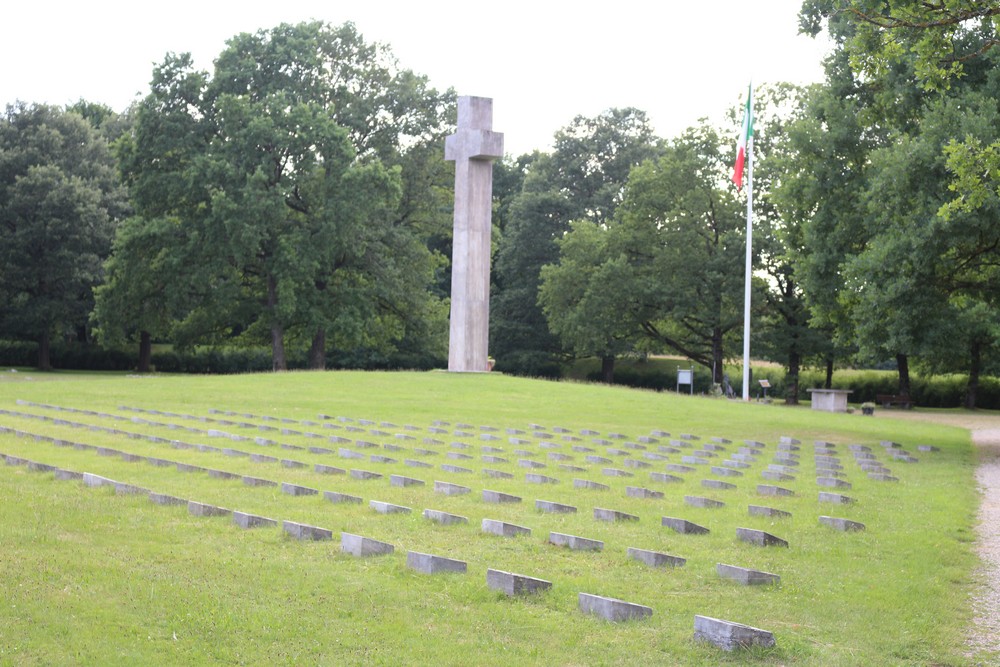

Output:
xmin=732 ymin=85 xmax=754 ymax=189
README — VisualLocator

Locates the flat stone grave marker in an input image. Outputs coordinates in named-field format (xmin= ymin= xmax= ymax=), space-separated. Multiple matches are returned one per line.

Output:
xmin=819 ymin=515 xmax=866 ymax=531
xmin=627 ymin=547 xmax=685 ymax=568
xmin=757 ymin=484 xmax=795 ymax=497
xmin=536 ymin=499 xmax=576 ymax=514
xmin=405 ymin=459 xmax=434 ymax=469
xmin=315 ymin=464 xmax=346 ymax=475
xmin=685 ymin=495 xmax=726 ymax=509
xmin=407 ymin=551 xmax=467 ymax=575
xmin=716 ymin=563 xmax=780 ymax=585
xmin=324 ymin=491 xmax=363 ymax=504
xmin=574 ymin=479 xmax=610 ymax=491
xmin=114 ymin=482 xmax=149 ymax=495
xmin=550 ymin=532 xmax=603 ymax=551
xmin=281 ymin=482 xmax=318 ymax=496
xmin=586 ymin=455 xmax=612 ymax=464
xmin=711 ymin=466 xmax=743 ymax=477
xmin=579 ymin=593 xmax=652 ymax=622
xmin=423 ymin=509 xmax=468 ymax=525
xmin=761 ymin=470 xmax=795 ymax=482
xmin=208 ymin=469 xmax=241 ymax=481
xmin=623 ymin=459 xmax=651 ymax=469
xmin=243 ymin=475 xmax=278 ymax=487
xmin=701 ymin=479 xmax=737 ymax=491
xmin=350 ymin=469 xmax=383 ymax=480
xmin=482 ymin=519 xmax=531 ymax=537
xmin=526 ymin=473 xmax=559 ymax=484
xmin=281 ymin=459 xmax=307 ymax=469
xmin=649 ymin=472 xmax=683 ymax=484
xmin=483 ymin=468 xmax=514 ymax=479
xmin=371 ymin=500 xmax=411 ymax=515
xmin=694 ymin=615 xmax=776 ymax=651
xmin=736 ymin=527 xmax=788 ymax=548
xmin=817 ymin=477 xmax=851 ymax=489
xmin=390 ymin=474 xmax=425 ymax=488
xmin=483 ymin=490 xmax=521 ymax=503
xmin=603 ymin=468 xmax=633 ymax=478
xmin=283 ymin=521 xmax=333 ymax=541
xmin=487 ymin=569 xmax=552 ymax=596
xmin=662 ymin=517 xmax=710 ymax=535
xmin=233 ymin=511 xmax=277 ymax=529
xmin=55 ymin=469 xmax=84 ymax=482
xmin=869 ymin=473 xmax=900 ymax=482
xmin=748 ymin=505 xmax=791 ymax=519
xmin=342 ymin=532 xmax=394 ymax=556
xmin=434 ymin=480 xmax=471 ymax=495
xmin=188 ymin=501 xmax=231 ymax=518
xmin=594 ymin=507 xmax=639 ymax=522
xmin=251 ymin=454 xmax=278 ymax=463
xmin=626 ymin=486 xmax=664 ymax=499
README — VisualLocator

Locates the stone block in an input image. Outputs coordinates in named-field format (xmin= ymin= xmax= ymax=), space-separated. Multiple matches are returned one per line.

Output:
xmin=559 ymin=464 xmax=587 ymax=472
xmin=536 ymin=499 xmax=577 ymax=514
xmin=736 ymin=527 xmax=788 ymax=548
xmin=481 ymin=519 xmax=531 ymax=537
xmin=817 ymin=477 xmax=852 ymax=489
xmin=482 ymin=456 xmax=508 ymax=464
xmin=627 ymin=547 xmax=685 ymax=568
xmin=649 ymin=472 xmax=684 ymax=484
xmin=441 ymin=464 xmax=473 ymax=474
xmin=761 ymin=471 xmax=795 ymax=482
xmin=748 ymin=505 xmax=791 ymax=518
xmin=233 ymin=512 xmax=277 ymax=529
xmin=370 ymin=455 xmax=397 ymax=464
xmin=586 ymin=455 xmax=612 ymax=464
xmin=148 ymin=492 xmax=186 ymax=506
xmin=483 ymin=468 xmax=514 ymax=479
xmin=716 ymin=563 xmax=780 ymax=585
xmin=602 ymin=468 xmax=633 ymax=478
xmin=251 ymin=454 xmax=278 ymax=463
xmin=370 ymin=500 xmax=412 ymax=515
xmin=434 ymin=480 xmax=471 ymax=495
xmin=701 ymin=479 xmax=737 ymax=491
xmin=684 ymin=495 xmax=725 ymax=509
xmin=574 ymin=478 xmax=610 ymax=491
xmin=54 ymin=469 xmax=84 ymax=481
xmin=757 ymin=485 xmax=795 ymax=497
xmin=682 ymin=456 xmax=710 ymax=466
xmin=282 ymin=482 xmax=319 ymax=496
xmin=405 ymin=459 xmax=434 ymax=468
xmin=83 ymin=472 xmax=113 ymax=488
xmin=188 ymin=501 xmax=231 ymax=518
xmin=114 ymin=482 xmax=149 ymax=495
xmin=626 ymin=486 xmax=663 ymax=499
xmin=341 ymin=532 xmax=394 ymax=556
xmin=662 ymin=516 xmax=710 ymax=534
xmin=423 ymin=509 xmax=468 ymax=525
xmin=550 ymin=532 xmax=603 ymax=551
xmin=818 ymin=491 xmax=855 ymax=504
xmin=207 ymin=469 xmax=240 ymax=481
xmin=519 ymin=459 xmax=545 ymax=469
xmin=390 ymin=474 xmax=425 ymax=488
xmin=868 ymin=473 xmax=900 ymax=482
xmin=315 ymin=464 xmax=346 ymax=475
xmin=281 ymin=459 xmax=307 ymax=468
xmin=711 ymin=466 xmax=743 ymax=477
xmin=623 ymin=459 xmax=651 ymax=469
xmin=486 ymin=569 xmax=552 ymax=596
xmin=594 ymin=507 xmax=639 ymax=522
xmin=242 ymin=475 xmax=278 ymax=487
xmin=407 ymin=551 xmax=467 ymax=574
xmin=819 ymin=515 xmax=866 ymax=531
xmin=350 ymin=469 xmax=383 ymax=480
xmin=283 ymin=520 xmax=333 ymax=541
xmin=324 ymin=491 xmax=363 ymax=504
xmin=579 ymin=593 xmax=652 ymax=622
xmin=27 ymin=461 xmax=57 ymax=473
xmin=483 ymin=489 xmax=521 ymax=503
xmin=526 ymin=473 xmax=559 ymax=484
xmin=693 ymin=615 xmax=776 ymax=651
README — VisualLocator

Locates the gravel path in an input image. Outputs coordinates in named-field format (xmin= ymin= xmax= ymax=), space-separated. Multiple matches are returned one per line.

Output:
xmin=876 ymin=411 xmax=1000 ymax=657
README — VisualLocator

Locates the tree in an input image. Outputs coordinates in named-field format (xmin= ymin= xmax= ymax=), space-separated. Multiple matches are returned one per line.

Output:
xmin=491 ymin=109 xmax=660 ymax=375
xmin=0 ymin=103 xmax=125 ymax=369
xmin=111 ymin=22 xmax=451 ymax=371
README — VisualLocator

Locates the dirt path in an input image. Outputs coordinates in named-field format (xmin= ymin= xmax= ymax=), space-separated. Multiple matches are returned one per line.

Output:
xmin=875 ymin=410 xmax=1000 ymax=657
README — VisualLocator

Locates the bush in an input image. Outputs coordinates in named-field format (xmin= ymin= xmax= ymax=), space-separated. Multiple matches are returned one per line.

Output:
xmin=0 ymin=341 xmax=136 ymax=371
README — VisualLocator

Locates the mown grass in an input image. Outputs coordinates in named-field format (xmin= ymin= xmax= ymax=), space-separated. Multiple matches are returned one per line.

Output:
xmin=0 ymin=370 xmax=987 ymax=665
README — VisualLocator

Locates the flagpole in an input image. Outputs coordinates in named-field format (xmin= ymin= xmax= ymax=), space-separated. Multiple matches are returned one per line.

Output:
xmin=741 ymin=92 xmax=754 ymax=402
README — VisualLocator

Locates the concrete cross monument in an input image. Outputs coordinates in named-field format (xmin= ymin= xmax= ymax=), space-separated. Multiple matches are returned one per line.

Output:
xmin=445 ymin=96 xmax=503 ymax=372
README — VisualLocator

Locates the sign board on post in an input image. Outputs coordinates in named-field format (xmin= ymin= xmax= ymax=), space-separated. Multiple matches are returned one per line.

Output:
xmin=677 ymin=368 xmax=694 ymax=395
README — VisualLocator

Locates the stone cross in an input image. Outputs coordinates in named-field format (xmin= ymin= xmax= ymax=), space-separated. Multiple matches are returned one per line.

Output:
xmin=445 ymin=96 xmax=503 ymax=372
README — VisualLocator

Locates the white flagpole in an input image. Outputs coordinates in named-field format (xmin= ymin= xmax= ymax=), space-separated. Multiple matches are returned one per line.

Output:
xmin=741 ymin=87 xmax=754 ymax=402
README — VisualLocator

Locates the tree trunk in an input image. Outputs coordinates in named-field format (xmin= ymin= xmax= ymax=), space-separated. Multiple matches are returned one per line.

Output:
xmin=309 ymin=328 xmax=326 ymax=370
xmin=268 ymin=275 xmax=287 ymax=372
xmin=825 ymin=357 xmax=834 ymax=389
xmin=785 ymin=350 xmax=800 ymax=405
xmin=138 ymin=331 xmax=152 ymax=373
xmin=965 ymin=339 xmax=981 ymax=410
xmin=896 ymin=353 xmax=911 ymax=399
xmin=711 ymin=327 xmax=724 ymax=384
xmin=37 ymin=331 xmax=52 ymax=371
xmin=601 ymin=355 xmax=615 ymax=384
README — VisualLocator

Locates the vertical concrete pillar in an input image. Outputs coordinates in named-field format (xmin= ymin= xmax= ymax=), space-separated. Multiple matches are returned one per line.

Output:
xmin=444 ymin=96 xmax=504 ymax=372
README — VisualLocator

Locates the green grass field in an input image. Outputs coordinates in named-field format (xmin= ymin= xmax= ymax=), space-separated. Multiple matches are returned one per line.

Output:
xmin=0 ymin=370 xmax=988 ymax=665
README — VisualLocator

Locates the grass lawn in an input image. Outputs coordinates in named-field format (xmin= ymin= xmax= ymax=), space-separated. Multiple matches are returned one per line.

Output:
xmin=0 ymin=370 xmax=987 ymax=665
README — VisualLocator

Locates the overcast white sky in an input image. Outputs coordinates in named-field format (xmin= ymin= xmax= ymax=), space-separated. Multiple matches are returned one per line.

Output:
xmin=4 ymin=1 xmax=831 ymax=156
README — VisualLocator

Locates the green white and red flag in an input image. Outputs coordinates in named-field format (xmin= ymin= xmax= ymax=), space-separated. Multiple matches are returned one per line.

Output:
xmin=732 ymin=85 xmax=754 ymax=189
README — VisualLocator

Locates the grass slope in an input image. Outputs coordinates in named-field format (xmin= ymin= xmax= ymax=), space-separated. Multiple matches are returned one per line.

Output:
xmin=0 ymin=370 xmax=985 ymax=665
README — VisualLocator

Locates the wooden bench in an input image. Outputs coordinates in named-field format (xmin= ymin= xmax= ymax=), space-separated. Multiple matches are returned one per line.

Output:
xmin=876 ymin=394 xmax=913 ymax=409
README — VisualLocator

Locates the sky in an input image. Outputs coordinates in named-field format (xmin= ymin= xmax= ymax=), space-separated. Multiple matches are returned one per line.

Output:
xmin=4 ymin=1 xmax=832 ymax=156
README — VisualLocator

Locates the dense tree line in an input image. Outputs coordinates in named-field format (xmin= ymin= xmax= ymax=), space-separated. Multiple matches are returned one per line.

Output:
xmin=3 ymin=12 xmax=1000 ymax=408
